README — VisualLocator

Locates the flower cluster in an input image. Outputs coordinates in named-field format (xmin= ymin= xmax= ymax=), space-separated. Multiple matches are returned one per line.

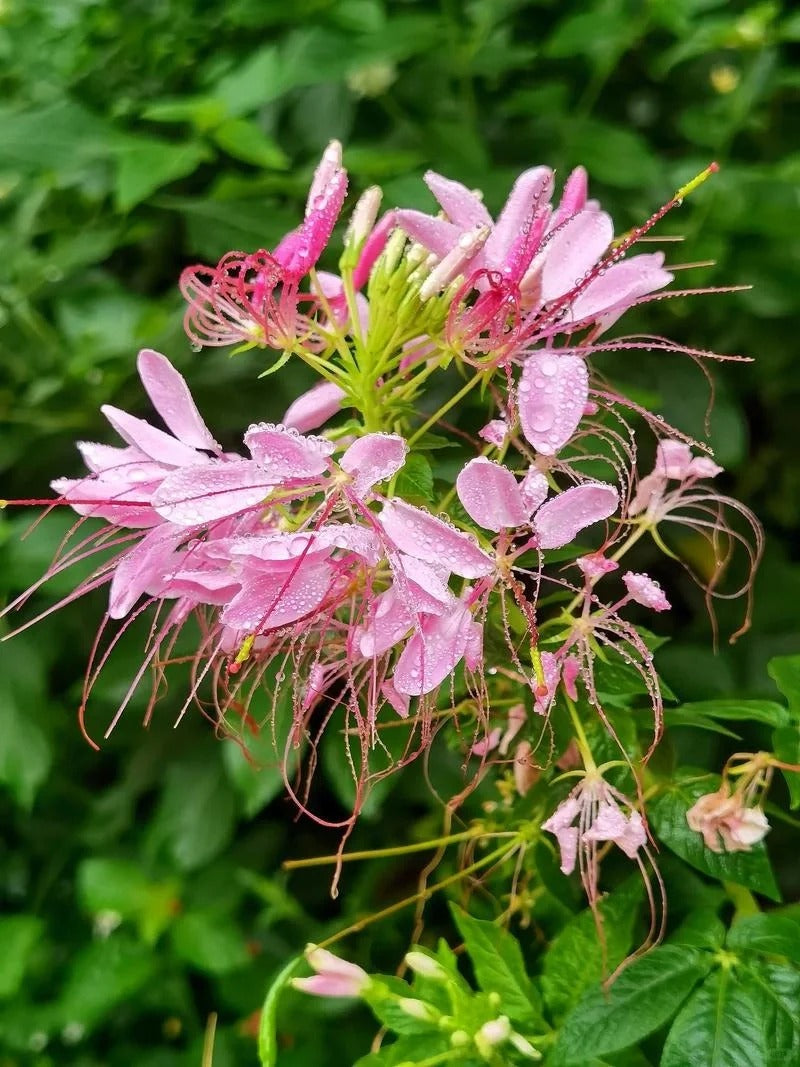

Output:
xmin=3 ymin=142 xmax=764 ymax=927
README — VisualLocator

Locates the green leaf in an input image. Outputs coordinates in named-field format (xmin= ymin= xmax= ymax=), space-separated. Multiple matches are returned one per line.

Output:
xmin=0 ymin=672 xmax=52 ymax=810
xmin=769 ymin=655 xmax=800 ymax=716
xmin=77 ymin=858 xmax=179 ymax=944
xmin=0 ymin=916 xmax=43 ymax=999
xmin=678 ymin=698 xmax=790 ymax=728
xmin=773 ymin=725 xmax=800 ymax=808
xmin=542 ymin=881 xmax=642 ymax=1021
xmin=728 ymin=913 xmax=800 ymax=963
xmin=354 ymin=1032 xmax=450 ymax=1066
xmin=148 ymin=749 xmax=236 ymax=871
xmin=555 ymin=946 xmax=710 ymax=1064
xmin=57 ymin=936 xmax=156 ymax=1031
xmin=258 ymin=955 xmax=302 ymax=1067
xmin=170 ymin=911 xmax=250 ymax=975
xmin=211 ymin=119 xmax=288 ymax=170
xmin=450 ymin=905 xmax=545 ymax=1027
xmin=649 ymin=772 xmax=781 ymax=901
xmin=661 ymin=963 xmax=800 ymax=1066
xmin=394 ymin=453 xmax=434 ymax=505
xmin=114 ymin=138 xmax=210 ymax=211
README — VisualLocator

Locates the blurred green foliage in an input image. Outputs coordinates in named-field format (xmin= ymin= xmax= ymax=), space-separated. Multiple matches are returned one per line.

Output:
xmin=1 ymin=0 xmax=799 ymax=1063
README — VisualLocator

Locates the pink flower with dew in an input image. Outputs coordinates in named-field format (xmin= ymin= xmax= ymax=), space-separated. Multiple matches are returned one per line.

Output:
xmin=179 ymin=143 xmax=347 ymax=350
xmin=686 ymin=785 xmax=770 ymax=853
xmin=292 ymin=945 xmax=370 ymax=999
xmin=629 ymin=438 xmax=763 ymax=640
xmin=622 ymin=572 xmax=671 ymax=613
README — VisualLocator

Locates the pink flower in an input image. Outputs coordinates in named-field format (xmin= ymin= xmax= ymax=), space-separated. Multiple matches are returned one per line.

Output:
xmin=292 ymin=945 xmax=370 ymax=999
xmin=621 ymin=572 xmax=671 ymax=613
xmin=686 ymin=786 xmax=770 ymax=853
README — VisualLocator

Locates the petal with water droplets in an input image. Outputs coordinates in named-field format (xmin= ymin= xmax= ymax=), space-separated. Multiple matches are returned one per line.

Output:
xmin=393 ymin=602 xmax=474 ymax=696
xmin=101 ymin=405 xmax=201 ymax=468
xmin=244 ymin=423 xmax=334 ymax=479
xmin=540 ymin=210 xmax=613 ymax=304
xmin=534 ymin=482 xmax=618 ymax=549
xmin=518 ymin=352 xmax=588 ymax=455
xmin=221 ymin=559 xmax=333 ymax=631
xmin=380 ymin=500 xmax=494 ymax=578
xmin=340 ymin=433 xmax=407 ymax=498
xmin=282 ymin=380 xmax=346 ymax=434
xmin=152 ymin=461 xmax=273 ymax=525
xmin=137 ymin=349 xmax=221 ymax=453
xmin=456 ymin=457 xmax=528 ymax=532
xmin=424 ymin=171 xmax=493 ymax=229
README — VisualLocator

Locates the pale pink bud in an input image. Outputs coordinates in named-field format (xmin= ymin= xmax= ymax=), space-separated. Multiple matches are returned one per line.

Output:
xmin=345 ymin=186 xmax=383 ymax=249
xmin=398 ymin=997 xmax=439 ymax=1022
xmin=404 ymin=951 xmax=447 ymax=981
xmin=419 ymin=224 xmax=490 ymax=300
xmin=513 ymin=741 xmax=539 ymax=796
xmin=292 ymin=945 xmax=370 ymax=999
xmin=478 ymin=1016 xmax=511 ymax=1047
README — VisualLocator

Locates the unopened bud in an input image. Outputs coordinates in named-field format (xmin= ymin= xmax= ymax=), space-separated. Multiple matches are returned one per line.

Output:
xmin=404 ymin=951 xmax=447 ymax=981
xmin=478 ymin=1016 xmax=511 ymax=1046
xmin=450 ymin=1030 xmax=471 ymax=1048
xmin=345 ymin=187 xmax=383 ymax=250
xmin=398 ymin=998 xmax=439 ymax=1023
xmin=510 ymin=1031 xmax=542 ymax=1060
xmin=419 ymin=225 xmax=489 ymax=301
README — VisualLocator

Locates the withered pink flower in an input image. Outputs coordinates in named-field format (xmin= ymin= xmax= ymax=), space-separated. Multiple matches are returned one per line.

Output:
xmin=686 ymin=785 xmax=770 ymax=853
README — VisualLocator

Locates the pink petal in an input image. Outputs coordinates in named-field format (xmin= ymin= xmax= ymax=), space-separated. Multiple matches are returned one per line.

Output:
xmin=244 ymin=423 xmax=334 ymax=479
xmin=358 ymin=587 xmax=414 ymax=657
xmin=534 ymin=650 xmax=561 ymax=715
xmin=108 ymin=526 xmax=186 ymax=619
xmin=424 ymin=170 xmax=493 ymax=229
xmin=519 ymin=468 xmax=549 ymax=514
xmin=552 ymin=166 xmax=588 ymax=227
xmin=392 ymin=554 xmax=454 ymax=613
xmin=136 ymin=349 xmax=221 ymax=453
xmin=221 ymin=559 xmax=333 ymax=631
xmin=51 ymin=476 xmax=162 ymax=528
xmin=540 ymin=210 xmax=614 ymax=304
xmin=622 ymin=571 xmax=671 ymax=612
xmin=533 ymin=483 xmax=619 ymax=550
xmin=381 ymin=678 xmax=410 ymax=719
xmin=486 ymin=167 xmax=553 ymax=272
xmin=571 ymin=253 xmax=672 ymax=326
xmin=101 ymin=405 xmax=201 ymax=468
xmin=77 ymin=442 xmax=149 ymax=474
xmin=456 ymin=457 xmax=529 ymax=532
xmin=282 ymin=380 xmax=346 ymax=434
xmin=340 ymin=433 xmax=407 ymax=498
xmin=576 ymin=553 xmax=619 ymax=579
xmin=393 ymin=210 xmax=461 ymax=258
xmin=518 ymin=352 xmax=588 ymax=456
xmin=273 ymin=168 xmax=348 ymax=280
xmin=655 ymin=439 xmax=693 ymax=480
xmin=152 ymin=461 xmax=273 ymax=525
xmin=393 ymin=601 xmax=474 ymax=696
xmin=471 ymin=727 xmax=502 ymax=757
xmin=688 ymin=456 xmax=723 ymax=479
xmin=478 ymin=418 xmax=508 ymax=447
xmin=158 ymin=568 xmax=240 ymax=605
xmin=380 ymin=500 xmax=494 ymax=579
xmin=306 ymin=141 xmax=343 ymax=213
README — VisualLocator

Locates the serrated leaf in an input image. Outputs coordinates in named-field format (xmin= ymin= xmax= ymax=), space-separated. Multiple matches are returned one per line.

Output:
xmin=649 ymin=772 xmax=781 ymax=901
xmin=542 ymin=881 xmax=642 ymax=1020
xmin=0 ymin=916 xmax=43 ymax=999
xmin=450 ymin=905 xmax=544 ymax=1027
xmin=258 ymin=955 xmax=302 ymax=1067
xmin=394 ymin=453 xmax=434 ymax=505
xmin=727 ymin=913 xmax=800 ymax=963
xmin=661 ymin=963 xmax=800 ymax=1066
xmin=555 ymin=946 xmax=709 ymax=1064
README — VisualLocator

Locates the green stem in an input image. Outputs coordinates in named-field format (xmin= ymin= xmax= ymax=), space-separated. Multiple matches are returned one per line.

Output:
xmin=283 ymin=828 xmax=484 ymax=869
xmin=408 ymin=371 xmax=486 ymax=448
xmin=564 ymin=694 xmax=596 ymax=773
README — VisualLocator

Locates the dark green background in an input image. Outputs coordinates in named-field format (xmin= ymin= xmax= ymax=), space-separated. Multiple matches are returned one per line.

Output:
xmin=1 ymin=1 xmax=798 ymax=1063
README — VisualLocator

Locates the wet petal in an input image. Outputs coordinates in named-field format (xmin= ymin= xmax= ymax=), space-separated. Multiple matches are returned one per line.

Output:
xmin=571 ymin=253 xmax=672 ymax=327
xmin=221 ymin=559 xmax=333 ymax=631
xmin=456 ymin=457 xmax=529 ymax=531
xmin=244 ymin=423 xmax=334 ymax=479
xmin=108 ymin=526 xmax=186 ymax=619
xmin=340 ymin=433 xmax=407 ymax=497
xmin=380 ymin=500 xmax=494 ymax=578
xmin=486 ymin=166 xmax=553 ymax=271
xmin=393 ymin=210 xmax=461 ymax=258
xmin=137 ymin=349 xmax=221 ymax=452
xmin=540 ymin=210 xmax=614 ymax=304
xmin=622 ymin=571 xmax=671 ymax=612
xmin=518 ymin=352 xmax=588 ymax=456
xmin=152 ymin=461 xmax=273 ymax=525
xmin=393 ymin=602 xmax=474 ymax=695
xmin=424 ymin=170 xmax=493 ymax=229
xmin=534 ymin=482 xmax=619 ymax=549
xmin=101 ymin=404 xmax=201 ymax=467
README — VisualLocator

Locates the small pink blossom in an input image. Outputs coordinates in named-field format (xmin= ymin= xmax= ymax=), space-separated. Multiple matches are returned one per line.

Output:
xmin=292 ymin=945 xmax=370 ymax=999
xmin=622 ymin=571 xmax=671 ymax=612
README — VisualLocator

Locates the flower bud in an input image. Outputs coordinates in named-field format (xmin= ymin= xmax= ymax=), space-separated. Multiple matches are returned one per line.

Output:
xmin=344 ymin=187 xmax=383 ymax=254
xmin=398 ymin=997 xmax=439 ymax=1023
xmin=419 ymin=225 xmax=490 ymax=301
xmin=292 ymin=944 xmax=370 ymax=999
xmin=478 ymin=1016 xmax=511 ymax=1046
xmin=510 ymin=1031 xmax=542 ymax=1060
xmin=404 ymin=950 xmax=447 ymax=981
